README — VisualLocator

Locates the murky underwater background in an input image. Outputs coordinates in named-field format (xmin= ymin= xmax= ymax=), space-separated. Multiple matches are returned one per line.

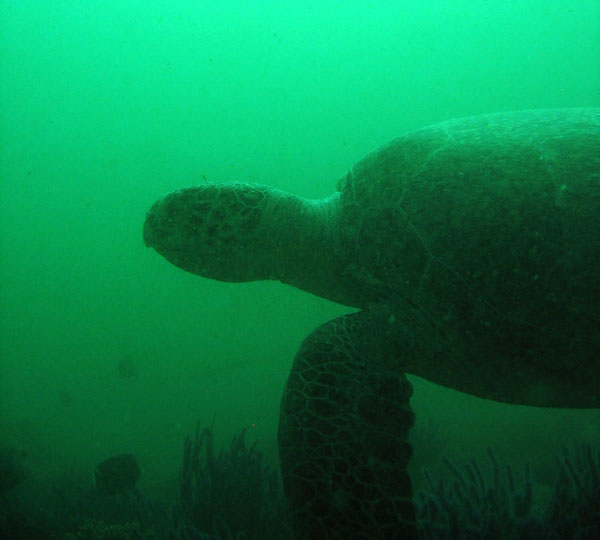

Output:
xmin=1 ymin=0 xmax=600 ymax=535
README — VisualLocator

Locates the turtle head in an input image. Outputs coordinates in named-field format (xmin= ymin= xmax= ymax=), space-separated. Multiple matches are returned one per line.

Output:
xmin=144 ymin=183 xmax=282 ymax=282
xmin=144 ymin=182 xmax=350 ymax=303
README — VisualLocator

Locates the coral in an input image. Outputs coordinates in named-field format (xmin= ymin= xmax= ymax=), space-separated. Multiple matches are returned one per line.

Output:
xmin=544 ymin=444 xmax=600 ymax=539
xmin=63 ymin=518 xmax=157 ymax=540
xmin=51 ymin=480 xmax=171 ymax=536
xmin=417 ymin=447 xmax=548 ymax=539
xmin=416 ymin=445 xmax=600 ymax=539
xmin=178 ymin=424 xmax=291 ymax=540
xmin=4 ymin=415 xmax=596 ymax=540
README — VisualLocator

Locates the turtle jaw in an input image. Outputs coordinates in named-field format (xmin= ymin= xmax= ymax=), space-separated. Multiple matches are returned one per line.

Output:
xmin=143 ymin=189 xmax=197 ymax=253
xmin=143 ymin=191 xmax=199 ymax=270
xmin=143 ymin=195 xmax=174 ymax=251
xmin=142 ymin=203 xmax=159 ymax=249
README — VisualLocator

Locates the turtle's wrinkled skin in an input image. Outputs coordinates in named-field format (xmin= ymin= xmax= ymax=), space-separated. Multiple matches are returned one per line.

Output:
xmin=144 ymin=108 xmax=600 ymax=539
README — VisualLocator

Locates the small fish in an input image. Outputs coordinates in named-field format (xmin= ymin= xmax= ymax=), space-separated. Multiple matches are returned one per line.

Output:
xmin=94 ymin=453 xmax=141 ymax=495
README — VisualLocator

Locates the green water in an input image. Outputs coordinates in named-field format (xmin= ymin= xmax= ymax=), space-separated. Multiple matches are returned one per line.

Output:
xmin=1 ymin=0 xmax=599 ymax=500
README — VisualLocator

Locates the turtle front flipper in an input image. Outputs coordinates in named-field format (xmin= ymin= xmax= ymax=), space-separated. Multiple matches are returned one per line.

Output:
xmin=278 ymin=310 xmax=417 ymax=540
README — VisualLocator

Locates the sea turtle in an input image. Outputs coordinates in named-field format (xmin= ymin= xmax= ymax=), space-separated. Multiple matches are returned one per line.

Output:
xmin=143 ymin=108 xmax=600 ymax=539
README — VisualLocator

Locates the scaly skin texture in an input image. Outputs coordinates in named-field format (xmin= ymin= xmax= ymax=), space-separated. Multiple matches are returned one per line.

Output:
xmin=278 ymin=310 xmax=417 ymax=540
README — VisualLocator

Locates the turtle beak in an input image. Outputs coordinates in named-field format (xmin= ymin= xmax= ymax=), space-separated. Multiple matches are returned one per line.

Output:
xmin=143 ymin=194 xmax=175 ymax=250
xmin=143 ymin=191 xmax=191 ymax=258
xmin=143 ymin=202 xmax=159 ymax=248
xmin=143 ymin=191 xmax=177 ymax=249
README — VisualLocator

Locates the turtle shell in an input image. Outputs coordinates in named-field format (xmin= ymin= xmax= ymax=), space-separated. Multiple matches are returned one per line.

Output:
xmin=337 ymin=108 xmax=600 ymax=403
